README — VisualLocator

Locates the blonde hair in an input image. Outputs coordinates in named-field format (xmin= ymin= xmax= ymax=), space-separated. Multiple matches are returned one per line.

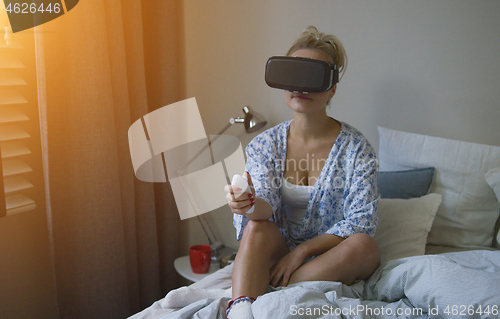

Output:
xmin=286 ymin=26 xmax=347 ymax=81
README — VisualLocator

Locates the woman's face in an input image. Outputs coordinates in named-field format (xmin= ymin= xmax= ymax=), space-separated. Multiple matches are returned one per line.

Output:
xmin=285 ymin=49 xmax=336 ymax=114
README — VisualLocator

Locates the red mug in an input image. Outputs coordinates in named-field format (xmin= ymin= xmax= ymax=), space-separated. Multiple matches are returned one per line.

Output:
xmin=189 ymin=245 xmax=212 ymax=274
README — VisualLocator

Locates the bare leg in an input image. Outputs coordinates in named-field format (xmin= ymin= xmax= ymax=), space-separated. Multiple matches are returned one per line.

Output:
xmin=289 ymin=233 xmax=380 ymax=286
xmin=232 ymin=220 xmax=289 ymax=299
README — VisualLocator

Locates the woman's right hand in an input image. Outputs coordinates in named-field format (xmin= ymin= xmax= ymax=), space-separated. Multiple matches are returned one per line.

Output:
xmin=224 ymin=172 xmax=255 ymax=215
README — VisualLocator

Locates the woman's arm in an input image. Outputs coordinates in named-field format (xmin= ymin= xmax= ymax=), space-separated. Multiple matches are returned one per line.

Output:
xmin=225 ymin=172 xmax=273 ymax=221
xmin=232 ymin=126 xmax=286 ymax=241
xmin=269 ymin=233 xmax=345 ymax=287
xmin=225 ymin=190 xmax=273 ymax=221
xmin=324 ymin=141 xmax=379 ymax=238
xmin=294 ymin=233 xmax=345 ymax=259
xmin=245 ymin=197 xmax=273 ymax=221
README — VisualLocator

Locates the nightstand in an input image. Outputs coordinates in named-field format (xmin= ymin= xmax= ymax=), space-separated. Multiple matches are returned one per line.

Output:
xmin=174 ymin=256 xmax=220 ymax=282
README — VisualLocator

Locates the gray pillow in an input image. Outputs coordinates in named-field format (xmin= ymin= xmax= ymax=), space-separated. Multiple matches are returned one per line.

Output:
xmin=377 ymin=167 xmax=435 ymax=199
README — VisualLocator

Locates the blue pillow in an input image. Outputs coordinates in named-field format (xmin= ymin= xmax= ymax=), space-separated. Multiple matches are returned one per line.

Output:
xmin=377 ymin=167 xmax=435 ymax=199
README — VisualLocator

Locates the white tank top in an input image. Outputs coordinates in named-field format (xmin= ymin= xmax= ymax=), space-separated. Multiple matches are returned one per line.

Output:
xmin=281 ymin=178 xmax=314 ymax=242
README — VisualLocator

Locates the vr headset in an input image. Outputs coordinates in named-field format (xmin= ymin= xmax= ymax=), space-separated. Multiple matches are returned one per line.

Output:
xmin=265 ymin=56 xmax=339 ymax=93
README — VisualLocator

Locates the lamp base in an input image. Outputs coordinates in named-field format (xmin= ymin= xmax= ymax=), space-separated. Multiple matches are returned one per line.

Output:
xmin=210 ymin=243 xmax=235 ymax=268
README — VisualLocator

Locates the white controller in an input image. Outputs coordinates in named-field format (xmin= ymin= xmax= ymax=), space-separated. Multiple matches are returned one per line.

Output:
xmin=231 ymin=174 xmax=254 ymax=214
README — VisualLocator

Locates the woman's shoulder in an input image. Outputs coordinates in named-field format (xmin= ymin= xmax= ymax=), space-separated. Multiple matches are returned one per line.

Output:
xmin=339 ymin=121 xmax=365 ymax=140
xmin=337 ymin=121 xmax=376 ymax=153
xmin=248 ymin=120 xmax=291 ymax=147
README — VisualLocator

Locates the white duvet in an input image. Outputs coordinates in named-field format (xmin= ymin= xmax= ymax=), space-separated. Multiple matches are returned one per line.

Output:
xmin=130 ymin=250 xmax=500 ymax=319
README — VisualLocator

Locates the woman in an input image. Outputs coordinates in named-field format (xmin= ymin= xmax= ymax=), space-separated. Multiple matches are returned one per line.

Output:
xmin=224 ymin=26 xmax=380 ymax=319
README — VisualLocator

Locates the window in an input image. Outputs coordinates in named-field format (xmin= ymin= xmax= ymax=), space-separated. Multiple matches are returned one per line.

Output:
xmin=0 ymin=24 xmax=45 ymax=217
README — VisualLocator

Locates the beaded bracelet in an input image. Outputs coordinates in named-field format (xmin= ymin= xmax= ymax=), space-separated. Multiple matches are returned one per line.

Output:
xmin=225 ymin=295 xmax=256 ymax=317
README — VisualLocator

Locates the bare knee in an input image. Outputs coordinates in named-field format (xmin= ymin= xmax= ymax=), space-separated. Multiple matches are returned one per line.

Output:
xmin=347 ymin=233 xmax=380 ymax=259
xmin=346 ymin=233 xmax=381 ymax=278
xmin=239 ymin=220 xmax=288 ymax=260
xmin=240 ymin=220 xmax=277 ymax=249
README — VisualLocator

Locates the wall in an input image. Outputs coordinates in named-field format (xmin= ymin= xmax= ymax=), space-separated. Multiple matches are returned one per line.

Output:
xmin=180 ymin=0 xmax=500 ymax=252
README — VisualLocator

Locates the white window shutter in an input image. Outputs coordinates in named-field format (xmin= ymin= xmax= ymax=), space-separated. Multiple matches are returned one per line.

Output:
xmin=0 ymin=28 xmax=39 ymax=217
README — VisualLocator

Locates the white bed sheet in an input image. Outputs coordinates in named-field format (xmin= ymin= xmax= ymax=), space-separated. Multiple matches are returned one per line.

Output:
xmin=130 ymin=250 xmax=500 ymax=319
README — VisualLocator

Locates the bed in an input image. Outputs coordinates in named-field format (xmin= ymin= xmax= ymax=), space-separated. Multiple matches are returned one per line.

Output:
xmin=129 ymin=127 xmax=500 ymax=319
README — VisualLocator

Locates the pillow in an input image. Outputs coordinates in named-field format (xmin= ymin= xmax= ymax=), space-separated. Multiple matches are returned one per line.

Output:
xmin=374 ymin=193 xmax=442 ymax=263
xmin=378 ymin=127 xmax=500 ymax=249
xmin=485 ymin=168 xmax=500 ymax=248
xmin=377 ymin=167 xmax=435 ymax=199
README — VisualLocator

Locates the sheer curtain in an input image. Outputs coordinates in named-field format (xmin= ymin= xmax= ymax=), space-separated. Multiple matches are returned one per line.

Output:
xmin=35 ymin=0 xmax=184 ymax=317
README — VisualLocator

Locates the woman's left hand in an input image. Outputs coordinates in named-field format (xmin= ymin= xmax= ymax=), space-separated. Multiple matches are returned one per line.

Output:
xmin=269 ymin=247 xmax=307 ymax=287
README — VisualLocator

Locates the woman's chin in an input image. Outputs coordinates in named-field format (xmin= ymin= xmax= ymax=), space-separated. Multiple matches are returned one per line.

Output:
xmin=288 ymin=100 xmax=318 ymax=113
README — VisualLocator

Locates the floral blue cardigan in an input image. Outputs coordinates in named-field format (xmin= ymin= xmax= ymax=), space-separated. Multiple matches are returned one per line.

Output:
xmin=233 ymin=120 xmax=379 ymax=250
